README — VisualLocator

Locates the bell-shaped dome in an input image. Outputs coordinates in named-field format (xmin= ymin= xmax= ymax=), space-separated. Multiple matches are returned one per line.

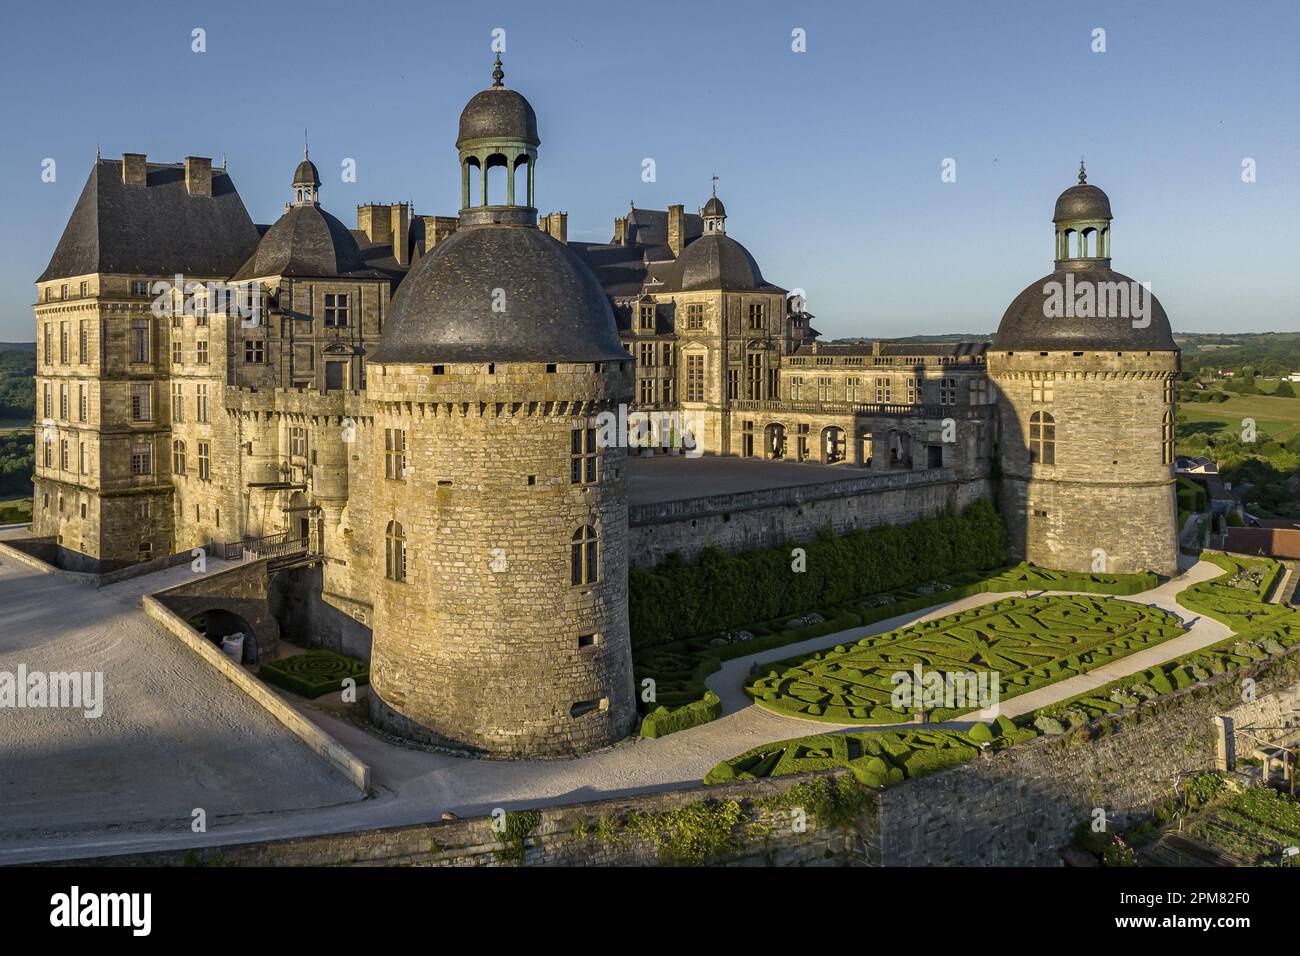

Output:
xmin=232 ymin=204 xmax=366 ymax=280
xmin=702 ymin=195 xmax=726 ymax=219
xmin=671 ymin=233 xmax=777 ymax=292
xmin=1054 ymin=183 xmax=1111 ymax=222
xmin=370 ymin=224 xmax=627 ymax=364
xmin=293 ymin=157 xmax=321 ymax=187
xmin=456 ymin=55 xmax=540 ymax=149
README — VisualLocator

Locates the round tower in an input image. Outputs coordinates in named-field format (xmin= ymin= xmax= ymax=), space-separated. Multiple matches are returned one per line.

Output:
xmin=988 ymin=164 xmax=1180 ymax=576
xmin=365 ymin=57 xmax=637 ymax=757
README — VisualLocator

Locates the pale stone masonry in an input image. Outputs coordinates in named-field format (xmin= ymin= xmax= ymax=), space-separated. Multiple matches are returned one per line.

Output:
xmin=30 ymin=62 xmax=1178 ymax=756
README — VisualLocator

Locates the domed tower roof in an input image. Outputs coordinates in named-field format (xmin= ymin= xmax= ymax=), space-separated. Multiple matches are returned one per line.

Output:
xmin=456 ymin=54 xmax=540 ymax=149
xmin=371 ymin=57 xmax=625 ymax=365
xmin=672 ymin=232 xmax=777 ymax=292
xmin=293 ymin=153 xmax=321 ymax=188
xmin=993 ymin=164 xmax=1175 ymax=352
xmin=701 ymin=195 xmax=726 ymax=219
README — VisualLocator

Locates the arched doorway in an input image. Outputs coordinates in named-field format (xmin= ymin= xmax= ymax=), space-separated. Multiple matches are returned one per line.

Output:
xmin=764 ymin=423 xmax=786 ymax=460
xmin=821 ymin=426 xmax=846 ymax=464
xmin=187 ymin=608 xmax=259 ymax=664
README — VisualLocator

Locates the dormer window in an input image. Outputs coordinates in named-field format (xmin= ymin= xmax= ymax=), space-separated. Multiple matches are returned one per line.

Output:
xmin=638 ymin=304 xmax=655 ymax=331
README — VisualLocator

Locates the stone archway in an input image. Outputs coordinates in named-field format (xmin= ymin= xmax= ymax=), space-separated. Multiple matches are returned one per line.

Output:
xmin=763 ymin=422 xmax=787 ymax=460
xmin=821 ymin=426 xmax=846 ymax=464
xmin=187 ymin=608 xmax=261 ymax=664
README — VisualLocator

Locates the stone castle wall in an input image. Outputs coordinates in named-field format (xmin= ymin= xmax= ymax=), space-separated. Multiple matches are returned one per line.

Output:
xmin=989 ymin=350 xmax=1179 ymax=575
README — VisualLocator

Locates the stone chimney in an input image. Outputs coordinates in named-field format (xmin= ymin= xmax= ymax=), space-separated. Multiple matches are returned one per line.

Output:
xmin=184 ymin=156 xmax=212 ymax=197
xmin=540 ymin=211 xmax=568 ymax=243
xmin=614 ymin=216 xmax=627 ymax=246
xmin=667 ymin=204 xmax=684 ymax=257
xmin=422 ymin=216 xmax=458 ymax=251
xmin=390 ymin=203 xmax=410 ymax=267
xmin=357 ymin=204 xmax=393 ymax=246
xmin=122 ymin=153 xmax=147 ymax=186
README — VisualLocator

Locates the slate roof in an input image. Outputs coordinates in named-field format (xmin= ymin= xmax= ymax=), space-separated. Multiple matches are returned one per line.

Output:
xmin=370 ymin=223 xmax=628 ymax=364
xmin=38 ymin=159 xmax=260 ymax=282
xmin=1054 ymin=183 xmax=1112 ymax=222
xmin=232 ymin=203 xmax=402 ymax=281
xmin=457 ymin=86 xmax=540 ymax=148
xmin=993 ymin=264 xmax=1176 ymax=352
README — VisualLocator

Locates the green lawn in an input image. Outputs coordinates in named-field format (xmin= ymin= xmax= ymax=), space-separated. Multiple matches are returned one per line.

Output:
xmin=746 ymin=595 xmax=1184 ymax=724
xmin=1178 ymin=393 xmax=1300 ymax=442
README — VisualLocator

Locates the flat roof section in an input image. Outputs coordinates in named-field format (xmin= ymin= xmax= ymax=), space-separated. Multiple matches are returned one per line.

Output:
xmin=625 ymin=454 xmax=865 ymax=506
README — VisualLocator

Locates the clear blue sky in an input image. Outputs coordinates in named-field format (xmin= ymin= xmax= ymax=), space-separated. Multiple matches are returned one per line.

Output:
xmin=1 ymin=0 xmax=1297 ymax=342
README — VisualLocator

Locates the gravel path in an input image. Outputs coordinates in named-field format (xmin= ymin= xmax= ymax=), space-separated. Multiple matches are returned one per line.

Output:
xmin=0 ymin=545 xmax=1239 ymax=864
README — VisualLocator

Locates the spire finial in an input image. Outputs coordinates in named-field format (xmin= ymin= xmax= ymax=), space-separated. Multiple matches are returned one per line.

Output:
xmin=95 ymin=143 xmax=100 ymax=161
xmin=711 ymin=173 xmax=719 ymax=197
xmin=304 ymin=129 xmax=309 ymax=160
xmin=492 ymin=53 xmax=504 ymax=87
xmin=1078 ymin=157 xmax=1086 ymax=184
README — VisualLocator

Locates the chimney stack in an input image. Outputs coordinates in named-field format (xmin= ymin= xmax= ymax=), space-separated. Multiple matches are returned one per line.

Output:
xmin=540 ymin=211 xmax=568 ymax=243
xmin=390 ymin=203 xmax=410 ymax=267
xmin=614 ymin=216 xmax=627 ymax=246
xmin=357 ymin=204 xmax=392 ymax=246
xmin=667 ymin=204 xmax=684 ymax=257
xmin=122 ymin=153 xmax=147 ymax=186
xmin=423 ymin=216 xmax=458 ymax=251
xmin=184 ymin=156 xmax=212 ymax=197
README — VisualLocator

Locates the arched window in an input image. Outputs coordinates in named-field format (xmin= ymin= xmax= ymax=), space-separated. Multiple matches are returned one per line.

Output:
xmin=172 ymin=439 xmax=186 ymax=475
xmin=385 ymin=520 xmax=406 ymax=582
xmin=1162 ymin=410 xmax=1174 ymax=466
xmin=571 ymin=525 xmax=598 ymax=586
xmin=1029 ymin=411 xmax=1055 ymax=465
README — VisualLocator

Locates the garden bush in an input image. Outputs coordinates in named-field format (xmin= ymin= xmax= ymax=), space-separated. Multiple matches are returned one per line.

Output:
xmin=640 ymin=691 xmax=722 ymax=739
xmin=259 ymin=650 xmax=369 ymax=699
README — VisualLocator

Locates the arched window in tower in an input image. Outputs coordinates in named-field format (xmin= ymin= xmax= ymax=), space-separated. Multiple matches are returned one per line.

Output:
xmin=172 ymin=439 xmax=186 ymax=475
xmin=386 ymin=520 xmax=407 ymax=583
xmin=1029 ymin=411 xmax=1055 ymax=465
xmin=571 ymin=525 xmax=598 ymax=586
xmin=1162 ymin=410 xmax=1175 ymax=466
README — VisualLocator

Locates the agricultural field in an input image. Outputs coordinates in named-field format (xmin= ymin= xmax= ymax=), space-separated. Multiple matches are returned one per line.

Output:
xmin=745 ymin=595 xmax=1184 ymax=724
xmin=1177 ymin=392 xmax=1300 ymax=443
xmin=1188 ymin=788 xmax=1300 ymax=865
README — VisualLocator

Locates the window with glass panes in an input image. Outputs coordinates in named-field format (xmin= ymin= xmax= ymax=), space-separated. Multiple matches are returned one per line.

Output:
xmin=571 ymin=427 xmax=597 ymax=484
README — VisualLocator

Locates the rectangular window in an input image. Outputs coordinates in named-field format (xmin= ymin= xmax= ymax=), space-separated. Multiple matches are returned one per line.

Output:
xmin=43 ymin=439 xmax=52 ymax=469
xmin=131 ymin=383 xmax=152 ymax=422
xmin=198 ymin=442 xmax=211 ymax=481
xmin=79 ymin=281 xmax=89 ymax=298
xmin=79 ymin=320 xmax=89 ymax=364
xmin=245 ymin=340 xmax=266 ymax=364
xmin=746 ymin=354 xmax=763 ymax=399
xmin=790 ymin=376 xmax=804 ymax=401
xmin=727 ymin=368 xmax=739 ymax=401
xmin=130 ymin=319 xmax=150 ymax=363
xmin=325 ymin=361 xmax=345 ymax=390
xmin=571 ymin=427 xmax=597 ymax=484
xmin=686 ymin=354 xmax=704 ymax=403
xmin=196 ymin=384 xmax=208 ymax=423
xmin=638 ymin=304 xmax=655 ymax=331
xmin=639 ymin=342 xmax=656 ymax=368
xmin=171 ymin=383 xmax=185 ymax=422
xmin=196 ymin=340 xmax=209 ymax=365
xmin=80 ymin=442 xmax=89 ymax=475
xmin=686 ymin=303 xmax=704 ymax=330
xmin=43 ymin=382 xmax=53 ymax=418
xmin=43 ymin=325 xmax=52 ymax=365
xmin=639 ymin=377 xmax=655 ymax=404
xmin=1030 ymin=376 xmax=1053 ymax=403
xmin=172 ymin=340 xmax=183 ymax=365
xmin=290 ymin=426 xmax=307 ymax=459
xmin=78 ymin=384 xmax=87 ymax=422
xmin=60 ymin=283 xmax=68 ymax=300
xmin=817 ymin=376 xmax=832 ymax=401
xmin=748 ymin=302 xmax=764 ymax=330
xmin=131 ymin=280 xmax=149 ymax=296
xmin=59 ymin=439 xmax=69 ymax=471
xmin=662 ymin=342 xmax=673 ymax=366
xmin=875 ymin=377 xmax=891 ymax=403
xmin=194 ymin=288 xmax=208 ymax=324
xmin=59 ymin=383 xmax=69 ymax=420
xmin=970 ymin=378 xmax=989 ymax=404
xmin=324 ymin=293 xmax=350 ymax=327
xmin=845 ymin=377 xmax=862 ymax=402
xmin=939 ymin=378 xmax=957 ymax=405
xmin=173 ymin=442 xmax=186 ymax=475
xmin=384 ymin=428 xmax=407 ymax=480
xmin=60 ymin=322 xmax=69 ymax=364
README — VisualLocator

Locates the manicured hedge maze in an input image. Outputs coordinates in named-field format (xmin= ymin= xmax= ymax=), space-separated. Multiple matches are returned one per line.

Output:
xmin=705 ymin=718 xmax=1038 ymax=789
xmin=746 ymin=595 xmax=1184 ymax=723
xmin=259 ymin=650 xmax=369 ymax=699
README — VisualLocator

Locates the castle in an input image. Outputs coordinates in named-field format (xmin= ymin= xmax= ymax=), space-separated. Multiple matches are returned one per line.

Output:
xmin=28 ymin=58 xmax=1179 ymax=757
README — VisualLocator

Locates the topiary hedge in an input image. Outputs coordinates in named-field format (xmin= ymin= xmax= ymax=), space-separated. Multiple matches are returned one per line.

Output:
xmin=629 ymin=499 xmax=1006 ymax=650
xmin=259 ymin=650 xmax=369 ymax=699
xmin=639 ymin=691 xmax=722 ymax=739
